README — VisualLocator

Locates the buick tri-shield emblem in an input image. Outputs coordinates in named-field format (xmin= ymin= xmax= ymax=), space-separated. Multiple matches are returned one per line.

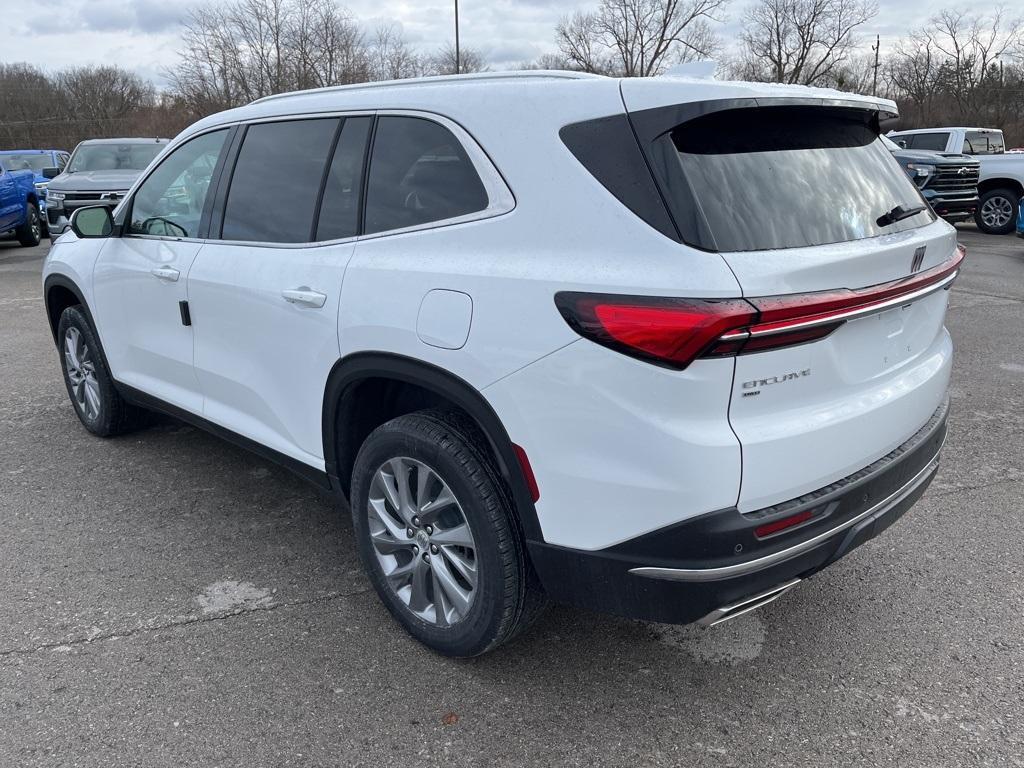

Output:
xmin=911 ymin=245 xmax=926 ymax=273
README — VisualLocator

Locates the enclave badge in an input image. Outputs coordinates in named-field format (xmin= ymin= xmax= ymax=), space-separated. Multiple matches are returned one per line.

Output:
xmin=911 ymin=245 xmax=926 ymax=273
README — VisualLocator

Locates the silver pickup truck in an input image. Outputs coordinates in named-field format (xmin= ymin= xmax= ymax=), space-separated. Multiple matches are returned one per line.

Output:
xmin=887 ymin=127 xmax=1024 ymax=234
xmin=45 ymin=138 xmax=168 ymax=242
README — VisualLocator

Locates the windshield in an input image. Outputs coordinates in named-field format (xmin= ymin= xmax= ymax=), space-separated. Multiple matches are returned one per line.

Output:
xmin=67 ymin=143 xmax=164 ymax=173
xmin=0 ymin=153 xmax=52 ymax=172
xmin=654 ymin=106 xmax=932 ymax=252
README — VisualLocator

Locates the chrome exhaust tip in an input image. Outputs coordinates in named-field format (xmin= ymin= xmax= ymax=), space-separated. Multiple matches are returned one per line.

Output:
xmin=697 ymin=578 xmax=802 ymax=627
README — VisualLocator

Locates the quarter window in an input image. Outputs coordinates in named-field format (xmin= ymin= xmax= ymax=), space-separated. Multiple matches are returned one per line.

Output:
xmin=128 ymin=129 xmax=228 ymax=238
xmin=962 ymin=131 xmax=1004 ymax=154
xmin=364 ymin=116 xmax=488 ymax=235
xmin=222 ymin=119 xmax=339 ymax=243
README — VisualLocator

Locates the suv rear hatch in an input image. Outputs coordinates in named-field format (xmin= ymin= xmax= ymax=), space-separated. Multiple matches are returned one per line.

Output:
xmin=621 ymin=83 xmax=959 ymax=511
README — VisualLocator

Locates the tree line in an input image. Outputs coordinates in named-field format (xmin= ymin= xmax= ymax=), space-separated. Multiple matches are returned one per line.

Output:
xmin=1 ymin=0 xmax=1022 ymax=152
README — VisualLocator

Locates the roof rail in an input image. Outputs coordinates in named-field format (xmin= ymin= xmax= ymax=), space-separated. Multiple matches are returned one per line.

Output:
xmin=250 ymin=70 xmax=605 ymax=105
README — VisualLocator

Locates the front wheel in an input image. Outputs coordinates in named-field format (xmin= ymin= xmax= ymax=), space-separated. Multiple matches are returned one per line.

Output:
xmin=57 ymin=306 xmax=151 ymax=436
xmin=350 ymin=410 xmax=545 ymax=656
xmin=975 ymin=188 xmax=1018 ymax=235
xmin=15 ymin=202 xmax=41 ymax=247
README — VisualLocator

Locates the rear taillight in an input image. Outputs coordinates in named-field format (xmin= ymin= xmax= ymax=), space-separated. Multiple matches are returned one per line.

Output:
xmin=556 ymin=245 xmax=965 ymax=370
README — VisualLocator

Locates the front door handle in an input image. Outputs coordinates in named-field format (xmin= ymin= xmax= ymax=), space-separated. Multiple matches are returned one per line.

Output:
xmin=281 ymin=287 xmax=327 ymax=308
xmin=151 ymin=265 xmax=180 ymax=282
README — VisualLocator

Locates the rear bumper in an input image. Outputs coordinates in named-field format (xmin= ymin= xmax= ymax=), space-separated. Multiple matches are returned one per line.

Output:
xmin=527 ymin=397 xmax=948 ymax=625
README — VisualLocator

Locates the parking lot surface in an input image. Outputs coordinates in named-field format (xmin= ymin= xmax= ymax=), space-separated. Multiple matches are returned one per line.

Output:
xmin=1 ymin=229 xmax=1022 ymax=767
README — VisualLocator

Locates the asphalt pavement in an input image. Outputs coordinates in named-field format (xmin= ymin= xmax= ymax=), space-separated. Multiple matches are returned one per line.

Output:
xmin=1 ymin=227 xmax=1022 ymax=767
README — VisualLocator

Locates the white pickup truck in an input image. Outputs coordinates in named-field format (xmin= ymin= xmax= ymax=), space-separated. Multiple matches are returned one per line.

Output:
xmin=887 ymin=127 xmax=1024 ymax=234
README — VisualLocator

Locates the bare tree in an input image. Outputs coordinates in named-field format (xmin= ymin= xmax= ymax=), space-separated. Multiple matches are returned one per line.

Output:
xmin=368 ymin=23 xmax=424 ymax=81
xmin=736 ymin=0 xmax=878 ymax=85
xmin=424 ymin=44 xmax=489 ymax=76
xmin=556 ymin=0 xmax=727 ymax=77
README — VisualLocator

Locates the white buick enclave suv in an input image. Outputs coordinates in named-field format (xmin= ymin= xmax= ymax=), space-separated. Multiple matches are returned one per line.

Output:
xmin=43 ymin=72 xmax=960 ymax=656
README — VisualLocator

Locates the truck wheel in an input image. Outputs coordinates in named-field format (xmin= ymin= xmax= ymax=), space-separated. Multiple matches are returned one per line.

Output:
xmin=16 ymin=202 xmax=42 ymax=247
xmin=975 ymin=189 xmax=1018 ymax=235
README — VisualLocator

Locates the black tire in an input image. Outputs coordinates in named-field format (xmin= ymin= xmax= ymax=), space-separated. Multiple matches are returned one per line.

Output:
xmin=351 ymin=410 xmax=546 ymax=656
xmin=974 ymin=188 xmax=1018 ymax=235
xmin=15 ymin=202 xmax=41 ymax=247
xmin=57 ymin=305 xmax=151 ymax=437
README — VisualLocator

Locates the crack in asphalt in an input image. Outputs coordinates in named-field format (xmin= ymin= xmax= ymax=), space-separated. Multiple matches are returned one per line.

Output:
xmin=0 ymin=588 xmax=372 ymax=660
xmin=949 ymin=287 xmax=1024 ymax=305
xmin=928 ymin=474 xmax=1022 ymax=499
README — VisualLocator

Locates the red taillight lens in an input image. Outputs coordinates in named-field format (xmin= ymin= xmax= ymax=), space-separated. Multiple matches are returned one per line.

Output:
xmin=512 ymin=443 xmax=540 ymax=503
xmin=555 ymin=293 xmax=756 ymax=370
xmin=556 ymin=245 xmax=965 ymax=369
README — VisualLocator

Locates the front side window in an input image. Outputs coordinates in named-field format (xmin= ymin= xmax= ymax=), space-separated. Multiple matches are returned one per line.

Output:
xmin=654 ymin=105 xmax=933 ymax=252
xmin=364 ymin=116 xmax=488 ymax=235
xmin=962 ymin=131 xmax=1004 ymax=154
xmin=67 ymin=142 xmax=165 ymax=173
xmin=128 ymin=130 xmax=228 ymax=238
xmin=907 ymin=133 xmax=949 ymax=151
xmin=221 ymin=118 xmax=339 ymax=243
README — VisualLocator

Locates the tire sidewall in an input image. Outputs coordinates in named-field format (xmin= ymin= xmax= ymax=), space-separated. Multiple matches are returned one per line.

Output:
xmin=975 ymin=189 xmax=1018 ymax=235
xmin=351 ymin=417 xmax=516 ymax=657
xmin=57 ymin=306 xmax=118 ymax=436
xmin=18 ymin=203 xmax=41 ymax=247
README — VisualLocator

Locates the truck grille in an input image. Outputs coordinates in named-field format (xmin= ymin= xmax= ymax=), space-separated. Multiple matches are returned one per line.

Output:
xmin=926 ymin=165 xmax=980 ymax=192
xmin=63 ymin=191 xmax=126 ymax=205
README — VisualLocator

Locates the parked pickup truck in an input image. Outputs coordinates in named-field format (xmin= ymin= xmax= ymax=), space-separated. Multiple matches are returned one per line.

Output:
xmin=0 ymin=149 xmax=70 ymax=222
xmin=46 ymin=138 xmax=168 ymax=241
xmin=887 ymin=127 xmax=1024 ymax=234
xmin=880 ymin=135 xmax=979 ymax=223
xmin=0 ymin=159 xmax=43 ymax=247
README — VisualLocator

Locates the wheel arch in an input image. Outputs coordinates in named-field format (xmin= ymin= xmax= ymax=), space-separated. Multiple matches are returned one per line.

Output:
xmin=322 ymin=352 xmax=544 ymax=542
xmin=43 ymin=274 xmax=95 ymax=347
xmin=977 ymin=177 xmax=1024 ymax=197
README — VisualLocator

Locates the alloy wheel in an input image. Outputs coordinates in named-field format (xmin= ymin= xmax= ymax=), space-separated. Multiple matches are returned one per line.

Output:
xmin=980 ymin=196 xmax=1013 ymax=229
xmin=367 ymin=457 xmax=478 ymax=626
xmin=30 ymin=208 xmax=41 ymax=240
xmin=64 ymin=326 xmax=101 ymax=421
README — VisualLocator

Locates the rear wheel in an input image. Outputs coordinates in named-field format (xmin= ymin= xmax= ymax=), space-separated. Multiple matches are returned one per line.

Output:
xmin=15 ymin=202 xmax=41 ymax=247
xmin=351 ymin=410 xmax=545 ymax=656
xmin=975 ymin=188 xmax=1018 ymax=235
xmin=57 ymin=305 xmax=151 ymax=436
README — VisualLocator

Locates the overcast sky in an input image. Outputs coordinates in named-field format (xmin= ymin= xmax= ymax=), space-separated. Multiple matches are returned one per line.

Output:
xmin=3 ymin=0 xmax=949 ymax=87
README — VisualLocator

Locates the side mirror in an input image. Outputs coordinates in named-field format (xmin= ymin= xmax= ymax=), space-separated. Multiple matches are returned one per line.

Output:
xmin=898 ymin=140 xmax=908 ymax=149
xmin=70 ymin=206 xmax=114 ymax=239
xmin=43 ymin=167 xmax=60 ymax=179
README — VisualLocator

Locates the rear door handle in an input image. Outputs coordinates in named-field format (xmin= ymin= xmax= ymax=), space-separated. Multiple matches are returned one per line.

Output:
xmin=281 ymin=287 xmax=327 ymax=308
xmin=151 ymin=266 xmax=180 ymax=282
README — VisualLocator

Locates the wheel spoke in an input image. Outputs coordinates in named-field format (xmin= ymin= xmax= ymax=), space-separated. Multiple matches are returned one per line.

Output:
xmin=377 ymin=469 xmax=402 ymax=514
xmin=432 ymin=571 xmax=451 ymax=627
xmin=418 ymin=486 xmax=456 ymax=523
xmin=368 ymin=497 xmax=407 ymax=541
xmin=388 ymin=459 xmax=414 ymax=523
xmin=385 ymin=556 xmax=418 ymax=586
xmin=430 ymin=556 xmax=472 ymax=618
xmin=431 ymin=523 xmax=473 ymax=548
xmin=370 ymin=529 xmax=412 ymax=555
xmin=407 ymin=558 xmax=431 ymax=612
xmin=64 ymin=331 xmax=80 ymax=371
xmin=440 ymin=546 xmax=477 ymax=588
xmin=84 ymin=378 xmax=101 ymax=419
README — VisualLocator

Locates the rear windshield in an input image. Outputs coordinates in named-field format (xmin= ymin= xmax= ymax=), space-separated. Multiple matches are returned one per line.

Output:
xmin=653 ymin=106 xmax=933 ymax=252
xmin=68 ymin=143 xmax=164 ymax=173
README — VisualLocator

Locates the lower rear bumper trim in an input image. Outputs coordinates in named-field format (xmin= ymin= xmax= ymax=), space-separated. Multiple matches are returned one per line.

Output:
xmin=630 ymin=446 xmax=941 ymax=583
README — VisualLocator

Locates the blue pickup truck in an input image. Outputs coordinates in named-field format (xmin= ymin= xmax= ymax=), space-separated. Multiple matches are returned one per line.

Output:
xmin=0 ymin=159 xmax=44 ymax=247
xmin=0 ymin=149 xmax=69 ymax=221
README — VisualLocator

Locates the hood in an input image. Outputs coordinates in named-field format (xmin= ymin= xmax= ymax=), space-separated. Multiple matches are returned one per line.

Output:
xmin=890 ymin=148 xmax=979 ymax=165
xmin=48 ymin=168 xmax=144 ymax=192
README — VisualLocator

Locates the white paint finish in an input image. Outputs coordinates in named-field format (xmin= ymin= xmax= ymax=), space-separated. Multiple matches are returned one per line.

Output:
xmin=484 ymin=342 xmax=741 ymax=550
xmin=417 ymin=289 xmax=473 ymax=350
xmin=91 ymin=236 xmax=205 ymax=412
xmin=187 ymin=240 xmax=354 ymax=467
xmin=712 ymin=219 xmax=958 ymax=297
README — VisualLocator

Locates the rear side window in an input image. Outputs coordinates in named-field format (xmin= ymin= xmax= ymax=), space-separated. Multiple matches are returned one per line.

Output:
xmin=906 ymin=133 xmax=948 ymax=151
xmin=653 ymin=106 xmax=933 ymax=252
xmin=364 ymin=116 xmax=488 ymax=235
xmin=962 ymin=131 xmax=1004 ymax=154
xmin=222 ymin=118 xmax=338 ymax=243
